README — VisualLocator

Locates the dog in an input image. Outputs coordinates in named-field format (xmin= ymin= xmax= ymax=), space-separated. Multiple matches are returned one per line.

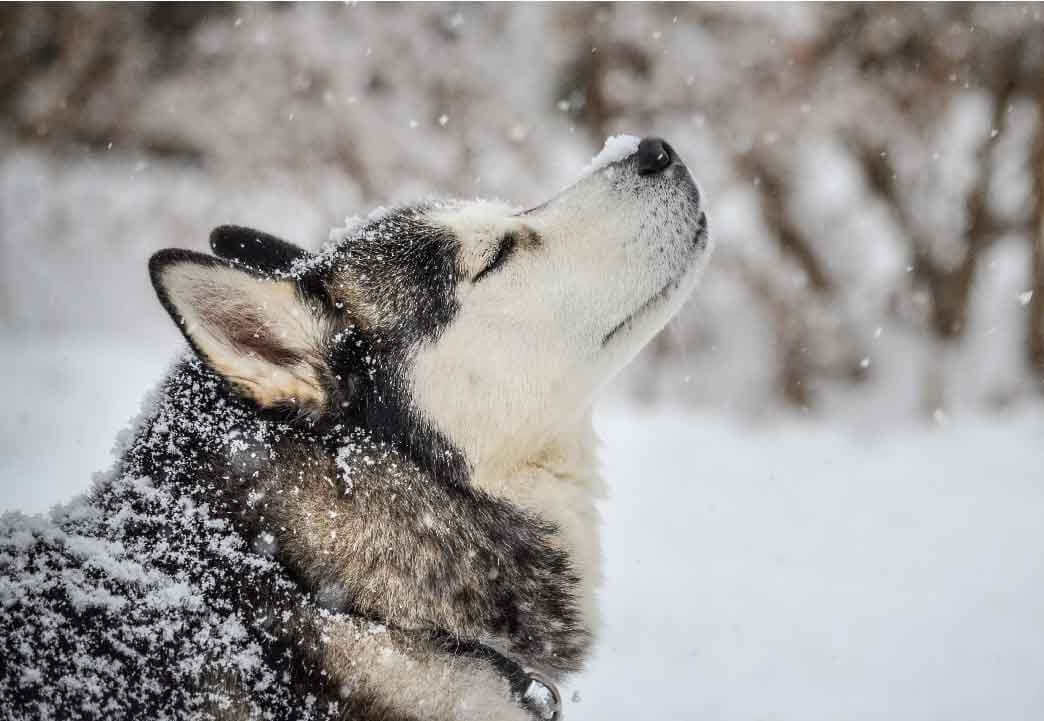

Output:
xmin=0 ymin=136 xmax=709 ymax=720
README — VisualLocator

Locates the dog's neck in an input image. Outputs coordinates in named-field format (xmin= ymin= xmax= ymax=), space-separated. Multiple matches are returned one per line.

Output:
xmin=469 ymin=413 xmax=606 ymax=637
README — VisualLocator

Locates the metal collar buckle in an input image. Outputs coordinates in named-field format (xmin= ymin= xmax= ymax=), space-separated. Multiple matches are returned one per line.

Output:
xmin=524 ymin=669 xmax=562 ymax=720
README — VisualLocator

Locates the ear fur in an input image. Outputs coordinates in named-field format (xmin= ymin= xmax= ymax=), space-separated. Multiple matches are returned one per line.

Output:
xmin=209 ymin=225 xmax=311 ymax=276
xmin=150 ymin=248 xmax=329 ymax=415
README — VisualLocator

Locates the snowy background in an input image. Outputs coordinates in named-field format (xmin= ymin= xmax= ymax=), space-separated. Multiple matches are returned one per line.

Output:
xmin=2 ymin=4 xmax=1044 ymax=719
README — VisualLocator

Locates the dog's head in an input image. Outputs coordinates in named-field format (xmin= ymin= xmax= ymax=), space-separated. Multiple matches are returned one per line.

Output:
xmin=150 ymin=137 xmax=710 ymax=478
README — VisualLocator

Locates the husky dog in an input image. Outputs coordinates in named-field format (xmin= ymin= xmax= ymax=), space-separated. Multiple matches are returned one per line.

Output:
xmin=0 ymin=137 xmax=709 ymax=720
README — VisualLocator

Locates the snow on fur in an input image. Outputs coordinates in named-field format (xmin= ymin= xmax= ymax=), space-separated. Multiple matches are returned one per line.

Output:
xmin=577 ymin=135 xmax=641 ymax=178
xmin=0 ymin=480 xmax=308 ymax=719
xmin=0 ymin=358 xmax=385 ymax=721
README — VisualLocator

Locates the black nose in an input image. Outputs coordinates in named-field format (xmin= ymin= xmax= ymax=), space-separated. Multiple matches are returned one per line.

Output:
xmin=636 ymin=137 xmax=673 ymax=175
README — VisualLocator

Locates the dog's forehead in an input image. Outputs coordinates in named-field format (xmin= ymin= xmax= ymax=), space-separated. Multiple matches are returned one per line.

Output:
xmin=427 ymin=199 xmax=519 ymax=240
xmin=427 ymin=199 xmax=524 ymax=274
xmin=316 ymin=205 xmax=453 ymax=273
xmin=333 ymin=200 xmax=515 ymax=251
xmin=319 ymin=199 xmax=520 ymax=282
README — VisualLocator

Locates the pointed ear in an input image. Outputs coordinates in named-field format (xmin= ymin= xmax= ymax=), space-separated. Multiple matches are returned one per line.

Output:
xmin=209 ymin=225 xmax=311 ymax=276
xmin=150 ymin=249 xmax=330 ymax=414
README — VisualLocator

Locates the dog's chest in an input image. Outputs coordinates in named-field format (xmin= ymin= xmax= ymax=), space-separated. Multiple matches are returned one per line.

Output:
xmin=473 ymin=426 xmax=607 ymax=635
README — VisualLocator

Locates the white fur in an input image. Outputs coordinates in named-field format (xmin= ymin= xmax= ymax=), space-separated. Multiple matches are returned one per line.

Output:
xmin=323 ymin=615 xmax=534 ymax=721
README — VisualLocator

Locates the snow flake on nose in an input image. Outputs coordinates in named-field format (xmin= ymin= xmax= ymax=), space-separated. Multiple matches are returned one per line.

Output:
xmin=578 ymin=134 xmax=641 ymax=178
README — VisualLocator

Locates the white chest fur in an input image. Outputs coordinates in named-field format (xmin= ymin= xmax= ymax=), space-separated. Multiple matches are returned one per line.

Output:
xmin=470 ymin=417 xmax=607 ymax=637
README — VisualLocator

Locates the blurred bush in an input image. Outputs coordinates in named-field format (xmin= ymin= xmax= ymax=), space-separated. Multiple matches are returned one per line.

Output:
xmin=1 ymin=3 xmax=1042 ymax=419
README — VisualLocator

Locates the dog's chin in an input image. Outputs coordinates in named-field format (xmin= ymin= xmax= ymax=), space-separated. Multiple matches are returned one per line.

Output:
xmin=601 ymin=217 xmax=710 ymax=348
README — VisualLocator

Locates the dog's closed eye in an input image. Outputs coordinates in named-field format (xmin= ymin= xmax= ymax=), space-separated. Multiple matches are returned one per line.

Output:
xmin=473 ymin=232 xmax=518 ymax=282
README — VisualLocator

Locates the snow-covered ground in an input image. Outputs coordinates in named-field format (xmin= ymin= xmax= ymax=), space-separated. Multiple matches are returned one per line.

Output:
xmin=580 ymin=408 xmax=1044 ymax=721
xmin=1 ymin=335 xmax=1042 ymax=720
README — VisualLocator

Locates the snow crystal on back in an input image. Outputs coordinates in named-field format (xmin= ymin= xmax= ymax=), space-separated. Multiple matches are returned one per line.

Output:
xmin=0 ymin=358 xmax=350 ymax=720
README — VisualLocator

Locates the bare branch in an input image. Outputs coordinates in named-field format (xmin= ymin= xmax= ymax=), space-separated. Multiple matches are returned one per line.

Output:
xmin=736 ymin=152 xmax=834 ymax=294
xmin=1029 ymin=91 xmax=1044 ymax=378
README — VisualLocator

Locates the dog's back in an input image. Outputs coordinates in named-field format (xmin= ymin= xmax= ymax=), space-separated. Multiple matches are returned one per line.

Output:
xmin=0 ymin=469 xmax=333 ymax=720
xmin=0 ymin=358 xmax=417 ymax=721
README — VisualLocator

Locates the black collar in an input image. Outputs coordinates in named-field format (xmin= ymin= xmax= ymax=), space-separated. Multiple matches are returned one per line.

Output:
xmin=432 ymin=635 xmax=562 ymax=720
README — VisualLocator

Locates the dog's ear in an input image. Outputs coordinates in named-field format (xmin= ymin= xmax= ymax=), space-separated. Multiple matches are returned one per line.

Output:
xmin=209 ymin=225 xmax=311 ymax=276
xmin=150 ymin=249 xmax=329 ymax=414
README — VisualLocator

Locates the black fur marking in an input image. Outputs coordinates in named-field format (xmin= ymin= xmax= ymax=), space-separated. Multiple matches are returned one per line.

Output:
xmin=300 ymin=206 xmax=473 ymax=485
